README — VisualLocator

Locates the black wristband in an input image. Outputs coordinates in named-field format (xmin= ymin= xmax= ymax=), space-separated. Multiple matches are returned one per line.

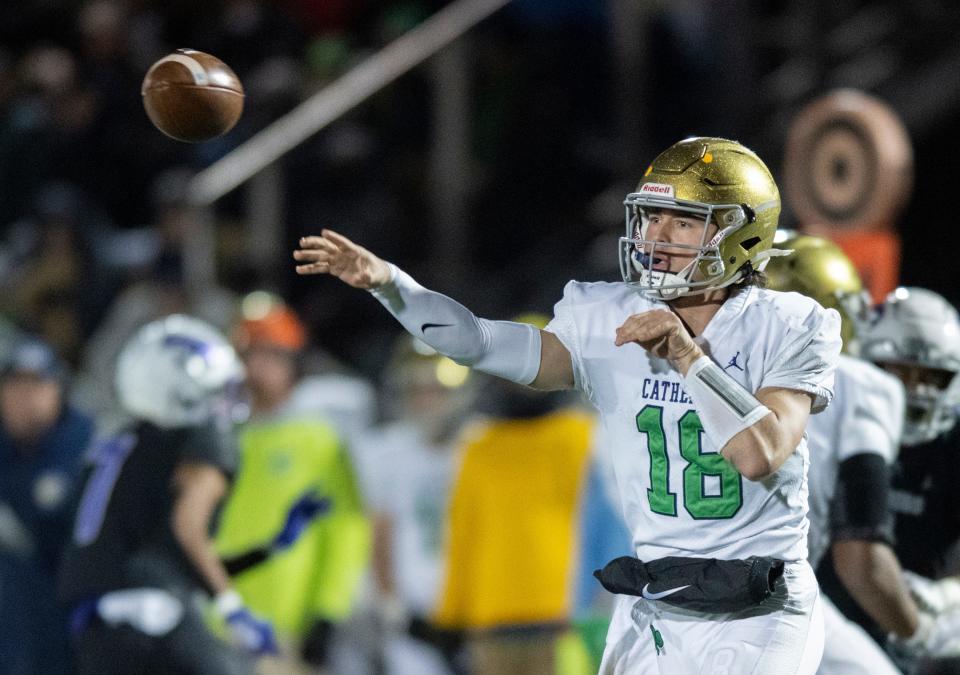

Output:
xmin=222 ymin=548 xmax=270 ymax=576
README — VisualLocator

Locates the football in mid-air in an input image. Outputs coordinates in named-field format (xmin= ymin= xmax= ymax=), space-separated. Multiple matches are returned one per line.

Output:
xmin=141 ymin=49 xmax=244 ymax=143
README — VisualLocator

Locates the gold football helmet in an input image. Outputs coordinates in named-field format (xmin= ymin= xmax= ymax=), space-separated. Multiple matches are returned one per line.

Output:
xmin=765 ymin=233 xmax=868 ymax=352
xmin=620 ymin=137 xmax=782 ymax=299
xmin=382 ymin=335 xmax=472 ymax=435
xmin=385 ymin=335 xmax=471 ymax=394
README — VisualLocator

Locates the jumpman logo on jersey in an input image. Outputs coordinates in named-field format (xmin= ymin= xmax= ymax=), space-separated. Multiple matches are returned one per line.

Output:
xmin=724 ymin=351 xmax=744 ymax=371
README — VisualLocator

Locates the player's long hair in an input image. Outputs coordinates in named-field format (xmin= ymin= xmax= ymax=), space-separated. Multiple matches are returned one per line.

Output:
xmin=736 ymin=264 xmax=768 ymax=289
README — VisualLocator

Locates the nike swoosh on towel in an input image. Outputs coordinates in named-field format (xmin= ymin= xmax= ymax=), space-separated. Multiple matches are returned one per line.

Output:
xmin=421 ymin=323 xmax=453 ymax=332
xmin=641 ymin=583 xmax=691 ymax=601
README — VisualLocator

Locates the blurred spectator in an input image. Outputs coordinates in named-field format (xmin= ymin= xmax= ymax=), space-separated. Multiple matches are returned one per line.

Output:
xmin=363 ymin=336 xmax=474 ymax=675
xmin=0 ymin=335 xmax=94 ymax=675
xmin=280 ymin=0 xmax=366 ymax=35
xmin=76 ymin=0 xmax=186 ymax=224
xmin=1 ymin=182 xmax=115 ymax=364
xmin=0 ymin=45 xmax=83 ymax=222
xmin=78 ymin=0 xmax=137 ymax=116
xmin=201 ymin=0 xmax=307 ymax=77
xmin=192 ymin=0 xmax=307 ymax=141
xmin=216 ymin=293 xmax=371 ymax=672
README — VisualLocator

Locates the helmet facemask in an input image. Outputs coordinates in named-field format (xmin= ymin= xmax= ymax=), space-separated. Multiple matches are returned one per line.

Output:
xmin=619 ymin=195 xmax=757 ymax=300
xmin=878 ymin=361 xmax=960 ymax=445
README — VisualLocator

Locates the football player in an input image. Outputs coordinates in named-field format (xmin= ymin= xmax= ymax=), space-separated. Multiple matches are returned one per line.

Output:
xmin=858 ymin=288 xmax=960 ymax=669
xmin=0 ymin=336 xmax=94 ymax=675
xmin=59 ymin=316 xmax=277 ymax=675
xmin=364 ymin=336 xmax=473 ymax=675
xmin=765 ymin=234 xmax=946 ymax=673
xmin=294 ymin=137 xmax=841 ymax=674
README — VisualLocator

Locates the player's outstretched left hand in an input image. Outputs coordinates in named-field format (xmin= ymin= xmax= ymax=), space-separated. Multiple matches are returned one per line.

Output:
xmin=615 ymin=310 xmax=703 ymax=373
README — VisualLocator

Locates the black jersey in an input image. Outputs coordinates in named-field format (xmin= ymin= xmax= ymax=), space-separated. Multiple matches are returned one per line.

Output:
xmin=58 ymin=421 xmax=238 ymax=605
xmin=816 ymin=426 xmax=960 ymax=648
xmin=889 ymin=424 xmax=960 ymax=578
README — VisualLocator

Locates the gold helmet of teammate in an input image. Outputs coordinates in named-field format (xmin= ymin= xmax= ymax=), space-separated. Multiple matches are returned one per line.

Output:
xmin=620 ymin=137 xmax=782 ymax=299
xmin=385 ymin=336 xmax=471 ymax=393
xmin=383 ymin=335 xmax=472 ymax=439
xmin=765 ymin=232 xmax=869 ymax=352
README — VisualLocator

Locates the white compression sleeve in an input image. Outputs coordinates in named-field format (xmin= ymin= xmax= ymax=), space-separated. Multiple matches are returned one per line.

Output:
xmin=682 ymin=355 xmax=772 ymax=450
xmin=368 ymin=264 xmax=542 ymax=385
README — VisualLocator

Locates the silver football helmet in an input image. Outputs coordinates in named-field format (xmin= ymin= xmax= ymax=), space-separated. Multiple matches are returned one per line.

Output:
xmin=115 ymin=315 xmax=247 ymax=428
xmin=859 ymin=287 xmax=960 ymax=445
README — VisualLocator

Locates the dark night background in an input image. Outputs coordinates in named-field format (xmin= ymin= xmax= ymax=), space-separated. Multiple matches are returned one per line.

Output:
xmin=0 ymin=0 xmax=957 ymax=377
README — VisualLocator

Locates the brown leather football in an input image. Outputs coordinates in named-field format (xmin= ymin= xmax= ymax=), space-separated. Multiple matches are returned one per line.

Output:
xmin=142 ymin=49 xmax=244 ymax=143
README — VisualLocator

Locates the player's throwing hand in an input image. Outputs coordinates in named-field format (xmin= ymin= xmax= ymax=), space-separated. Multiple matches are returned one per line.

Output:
xmin=615 ymin=309 xmax=703 ymax=373
xmin=293 ymin=229 xmax=392 ymax=289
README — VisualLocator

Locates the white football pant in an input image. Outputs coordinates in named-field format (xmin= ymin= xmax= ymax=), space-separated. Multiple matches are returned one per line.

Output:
xmin=599 ymin=560 xmax=824 ymax=674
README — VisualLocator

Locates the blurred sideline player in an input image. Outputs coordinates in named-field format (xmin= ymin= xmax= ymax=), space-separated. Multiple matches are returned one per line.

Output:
xmin=215 ymin=294 xmax=371 ymax=673
xmin=431 ymin=314 xmax=594 ymax=675
xmin=363 ymin=335 xmax=474 ymax=675
xmin=765 ymin=234 xmax=935 ymax=673
xmin=59 ymin=316 xmax=277 ymax=675
xmin=858 ymin=288 xmax=960 ymax=672
xmin=294 ymin=137 xmax=841 ymax=673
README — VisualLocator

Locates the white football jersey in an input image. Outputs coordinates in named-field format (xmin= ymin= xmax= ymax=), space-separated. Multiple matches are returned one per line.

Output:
xmin=805 ymin=354 xmax=904 ymax=568
xmin=546 ymin=282 xmax=841 ymax=563
xmin=359 ymin=422 xmax=459 ymax=615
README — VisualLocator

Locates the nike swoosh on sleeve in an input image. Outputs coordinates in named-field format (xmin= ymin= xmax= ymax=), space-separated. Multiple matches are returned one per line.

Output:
xmin=421 ymin=323 xmax=454 ymax=332
xmin=641 ymin=583 xmax=691 ymax=600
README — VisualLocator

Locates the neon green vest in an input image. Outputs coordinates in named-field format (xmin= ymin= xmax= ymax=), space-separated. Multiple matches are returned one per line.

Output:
xmin=216 ymin=417 xmax=371 ymax=639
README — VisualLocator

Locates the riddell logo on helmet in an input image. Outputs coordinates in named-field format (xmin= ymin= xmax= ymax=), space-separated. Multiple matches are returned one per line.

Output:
xmin=640 ymin=183 xmax=675 ymax=197
xmin=707 ymin=231 xmax=725 ymax=247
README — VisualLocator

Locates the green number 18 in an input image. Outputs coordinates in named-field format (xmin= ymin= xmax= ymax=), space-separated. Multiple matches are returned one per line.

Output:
xmin=636 ymin=405 xmax=742 ymax=519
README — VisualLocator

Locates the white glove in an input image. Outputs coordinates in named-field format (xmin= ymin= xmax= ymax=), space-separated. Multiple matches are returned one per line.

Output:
xmin=892 ymin=609 xmax=960 ymax=659
xmin=903 ymin=571 xmax=960 ymax=614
